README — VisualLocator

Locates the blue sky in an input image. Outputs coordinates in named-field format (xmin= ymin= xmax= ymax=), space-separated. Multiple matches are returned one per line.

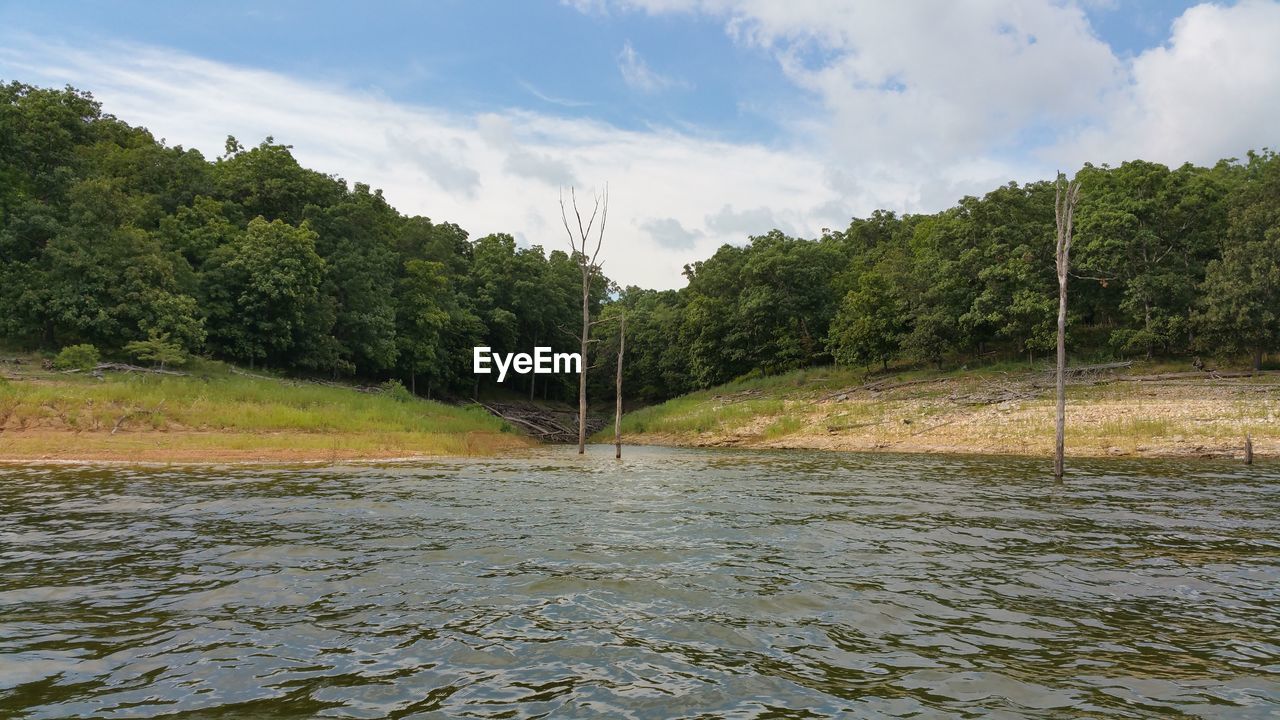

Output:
xmin=1 ymin=1 xmax=1277 ymax=288
xmin=2 ymin=0 xmax=1199 ymax=139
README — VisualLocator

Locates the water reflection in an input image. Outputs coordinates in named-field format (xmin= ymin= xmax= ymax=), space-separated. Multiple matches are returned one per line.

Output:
xmin=1 ymin=447 xmax=1277 ymax=718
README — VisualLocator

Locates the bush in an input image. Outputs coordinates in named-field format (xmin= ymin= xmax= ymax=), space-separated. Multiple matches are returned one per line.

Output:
xmin=52 ymin=344 xmax=100 ymax=371
xmin=380 ymin=379 xmax=415 ymax=403
xmin=124 ymin=332 xmax=188 ymax=369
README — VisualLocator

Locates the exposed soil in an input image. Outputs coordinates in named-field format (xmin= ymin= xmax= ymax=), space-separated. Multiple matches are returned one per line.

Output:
xmin=626 ymin=371 xmax=1280 ymax=460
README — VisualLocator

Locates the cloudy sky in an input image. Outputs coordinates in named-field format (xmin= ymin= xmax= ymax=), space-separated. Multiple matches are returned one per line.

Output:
xmin=2 ymin=0 xmax=1278 ymax=288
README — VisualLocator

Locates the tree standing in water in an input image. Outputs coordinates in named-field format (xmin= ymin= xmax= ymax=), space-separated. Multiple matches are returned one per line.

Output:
xmin=615 ymin=312 xmax=625 ymax=459
xmin=1054 ymin=172 xmax=1082 ymax=480
xmin=560 ymin=185 xmax=608 ymax=454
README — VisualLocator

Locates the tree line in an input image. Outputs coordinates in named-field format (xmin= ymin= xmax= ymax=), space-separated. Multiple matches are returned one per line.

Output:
xmin=0 ymin=82 xmax=603 ymax=401
xmin=607 ymin=147 xmax=1279 ymax=402
xmin=3 ymin=81 xmax=1278 ymax=407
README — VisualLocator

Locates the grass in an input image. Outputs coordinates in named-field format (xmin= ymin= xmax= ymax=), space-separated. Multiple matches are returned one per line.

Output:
xmin=0 ymin=356 xmax=531 ymax=462
xmin=602 ymin=360 xmax=1280 ymax=459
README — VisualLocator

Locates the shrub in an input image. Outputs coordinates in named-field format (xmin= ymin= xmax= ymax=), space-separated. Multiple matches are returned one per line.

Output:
xmin=380 ymin=379 xmax=415 ymax=403
xmin=52 ymin=344 xmax=100 ymax=371
xmin=124 ymin=332 xmax=188 ymax=369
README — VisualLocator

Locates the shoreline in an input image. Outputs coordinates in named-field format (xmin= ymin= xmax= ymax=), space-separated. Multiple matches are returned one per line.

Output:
xmin=0 ymin=430 xmax=533 ymax=465
xmin=0 ymin=425 xmax=1264 ymax=466
xmin=619 ymin=433 xmax=1265 ymax=461
xmin=605 ymin=366 xmax=1280 ymax=462
xmin=3 ymin=362 xmax=1276 ymax=466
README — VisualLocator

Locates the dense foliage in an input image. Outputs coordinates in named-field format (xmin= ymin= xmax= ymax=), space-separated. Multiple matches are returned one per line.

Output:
xmin=0 ymin=82 xmax=598 ymax=400
xmin=3 ymin=82 xmax=1278 ymax=406
xmin=604 ymin=152 xmax=1280 ymax=402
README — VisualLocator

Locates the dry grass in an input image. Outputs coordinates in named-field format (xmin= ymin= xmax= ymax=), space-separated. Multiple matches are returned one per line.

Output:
xmin=610 ymin=364 xmax=1280 ymax=459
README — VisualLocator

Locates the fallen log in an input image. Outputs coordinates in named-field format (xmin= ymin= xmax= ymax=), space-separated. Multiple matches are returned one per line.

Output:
xmin=1102 ymin=370 xmax=1280 ymax=383
xmin=64 ymin=363 xmax=188 ymax=376
xmin=474 ymin=401 xmax=605 ymax=443
xmin=821 ymin=376 xmax=952 ymax=402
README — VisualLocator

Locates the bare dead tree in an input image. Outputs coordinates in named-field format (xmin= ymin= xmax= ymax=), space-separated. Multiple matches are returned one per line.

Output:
xmin=1054 ymin=172 xmax=1082 ymax=480
xmin=560 ymin=184 xmax=608 ymax=454
xmin=615 ymin=312 xmax=625 ymax=459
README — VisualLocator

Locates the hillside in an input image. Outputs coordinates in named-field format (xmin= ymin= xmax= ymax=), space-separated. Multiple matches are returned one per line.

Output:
xmin=0 ymin=355 xmax=531 ymax=463
xmin=606 ymin=362 xmax=1279 ymax=459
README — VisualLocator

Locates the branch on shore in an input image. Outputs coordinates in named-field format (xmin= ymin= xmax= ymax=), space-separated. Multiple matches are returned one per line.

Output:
xmin=63 ymin=363 xmax=188 ymax=377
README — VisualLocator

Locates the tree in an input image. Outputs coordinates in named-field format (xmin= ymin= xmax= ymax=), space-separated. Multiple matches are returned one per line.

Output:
xmin=615 ymin=313 xmax=625 ymax=459
xmin=202 ymin=217 xmax=329 ymax=369
xmin=124 ymin=332 xmax=188 ymax=369
xmin=396 ymin=259 xmax=481 ymax=396
xmin=1194 ymin=151 xmax=1280 ymax=369
xmin=560 ymin=186 xmax=609 ymax=454
xmin=1074 ymin=161 xmax=1232 ymax=357
xmin=305 ymin=183 xmax=400 ymax=376
xmin=827 ymin=268 xmax=906 ymax=370
xmin=962 ymin=182 xmax=1059 ymax=362
xmin=1054 ymin=172 xmax=1082 ymax=481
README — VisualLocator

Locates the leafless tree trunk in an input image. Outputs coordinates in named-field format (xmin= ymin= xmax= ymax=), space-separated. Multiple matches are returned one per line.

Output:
xmin=615 ymin=313 xmax=625 ymax=459
xmin=529 ymin=337 xmax=537 ymax=401
xmin=560 ymin=185 xmax=608 ymax=454
xmin=1054 ymin=172 xmax=1082 ymax=480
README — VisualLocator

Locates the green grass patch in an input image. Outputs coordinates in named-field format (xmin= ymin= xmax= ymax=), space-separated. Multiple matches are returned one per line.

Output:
xmin=0 ymin=357 xmax=511 ymax=438
xmin=762 ymin=415 xmax=806 ymax=439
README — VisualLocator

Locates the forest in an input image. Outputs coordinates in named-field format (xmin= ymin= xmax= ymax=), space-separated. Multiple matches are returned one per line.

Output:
xmin=2 ymin=81 xmax=1278 ymax=407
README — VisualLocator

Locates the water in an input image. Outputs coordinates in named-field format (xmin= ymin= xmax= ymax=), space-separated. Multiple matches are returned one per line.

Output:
xmin=1 ymin=447 xmax=1277 ymax=719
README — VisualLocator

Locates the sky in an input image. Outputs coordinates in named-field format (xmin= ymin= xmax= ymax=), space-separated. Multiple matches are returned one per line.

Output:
xmin=1 ymin=0 xmax=1278 ymax=289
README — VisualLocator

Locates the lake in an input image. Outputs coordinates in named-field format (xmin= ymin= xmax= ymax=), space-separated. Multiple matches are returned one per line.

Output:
xmin=1 ymin=447 xmax=1277 ymax=718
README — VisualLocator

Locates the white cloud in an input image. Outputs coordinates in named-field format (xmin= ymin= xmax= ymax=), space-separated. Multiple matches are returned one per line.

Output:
xmin=595 ymin=0 xmax=1124 ymax=204
xmin=582 ymin=0 xmax=1278 ymax=202
xmin=617 ymin=41 xmax=687 ymax=93
xmin=516 ymin=79 xmax=595 ymax=109
xmin=1055 ymin=0 xmax=1280 ymax=167
xmin=0 ymin=38 xmax=843 ymax=289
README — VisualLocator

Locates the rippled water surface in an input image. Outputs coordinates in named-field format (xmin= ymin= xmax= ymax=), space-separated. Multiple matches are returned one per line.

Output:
xmin=1 ymin=447 xmax=1278 ymax=718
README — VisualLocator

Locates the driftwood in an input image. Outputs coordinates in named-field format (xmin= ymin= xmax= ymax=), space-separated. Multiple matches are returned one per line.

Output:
xmin=1057 ymin=361 xmax=1132 ymax=376
xmin=821 ymin=376 xmax=951 ymax=402
xmin=826 ymin=419 xmax=889 ymax=433
xmin=477 ymin=401 xmax=606 ymax=444
xmin=950 ymin=383 xmax=1039 ymax=405
xmin=714 ymin=388 xmax=763 ymax=403
xmin=228 ymin=366 xmax=280 ymax=381
xmin=1085 ymin=369 xmax=1280 ymax=385
xmin=228 ymin=366 xmax=385 ymax=393
xmin=64 ymin=362 xmax=188 ymax=376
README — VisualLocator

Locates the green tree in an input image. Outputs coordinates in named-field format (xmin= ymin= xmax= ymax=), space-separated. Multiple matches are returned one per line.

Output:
xmin=202 ymin=217 xmax=329 ymax=368
xmin=124 ymin=332 xmax=188 ymax=369
xmin=305 ymin=183 xmax=400 ymax=375
xmin=1194 ymin=151 xmax=1280 ymax=369
xmin=828 ymin=268 xmax=906 ymax=370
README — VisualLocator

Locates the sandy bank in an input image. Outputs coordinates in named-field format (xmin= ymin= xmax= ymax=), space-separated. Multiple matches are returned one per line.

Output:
xmin=615 ymin=368 xmax=1279 ymax=460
